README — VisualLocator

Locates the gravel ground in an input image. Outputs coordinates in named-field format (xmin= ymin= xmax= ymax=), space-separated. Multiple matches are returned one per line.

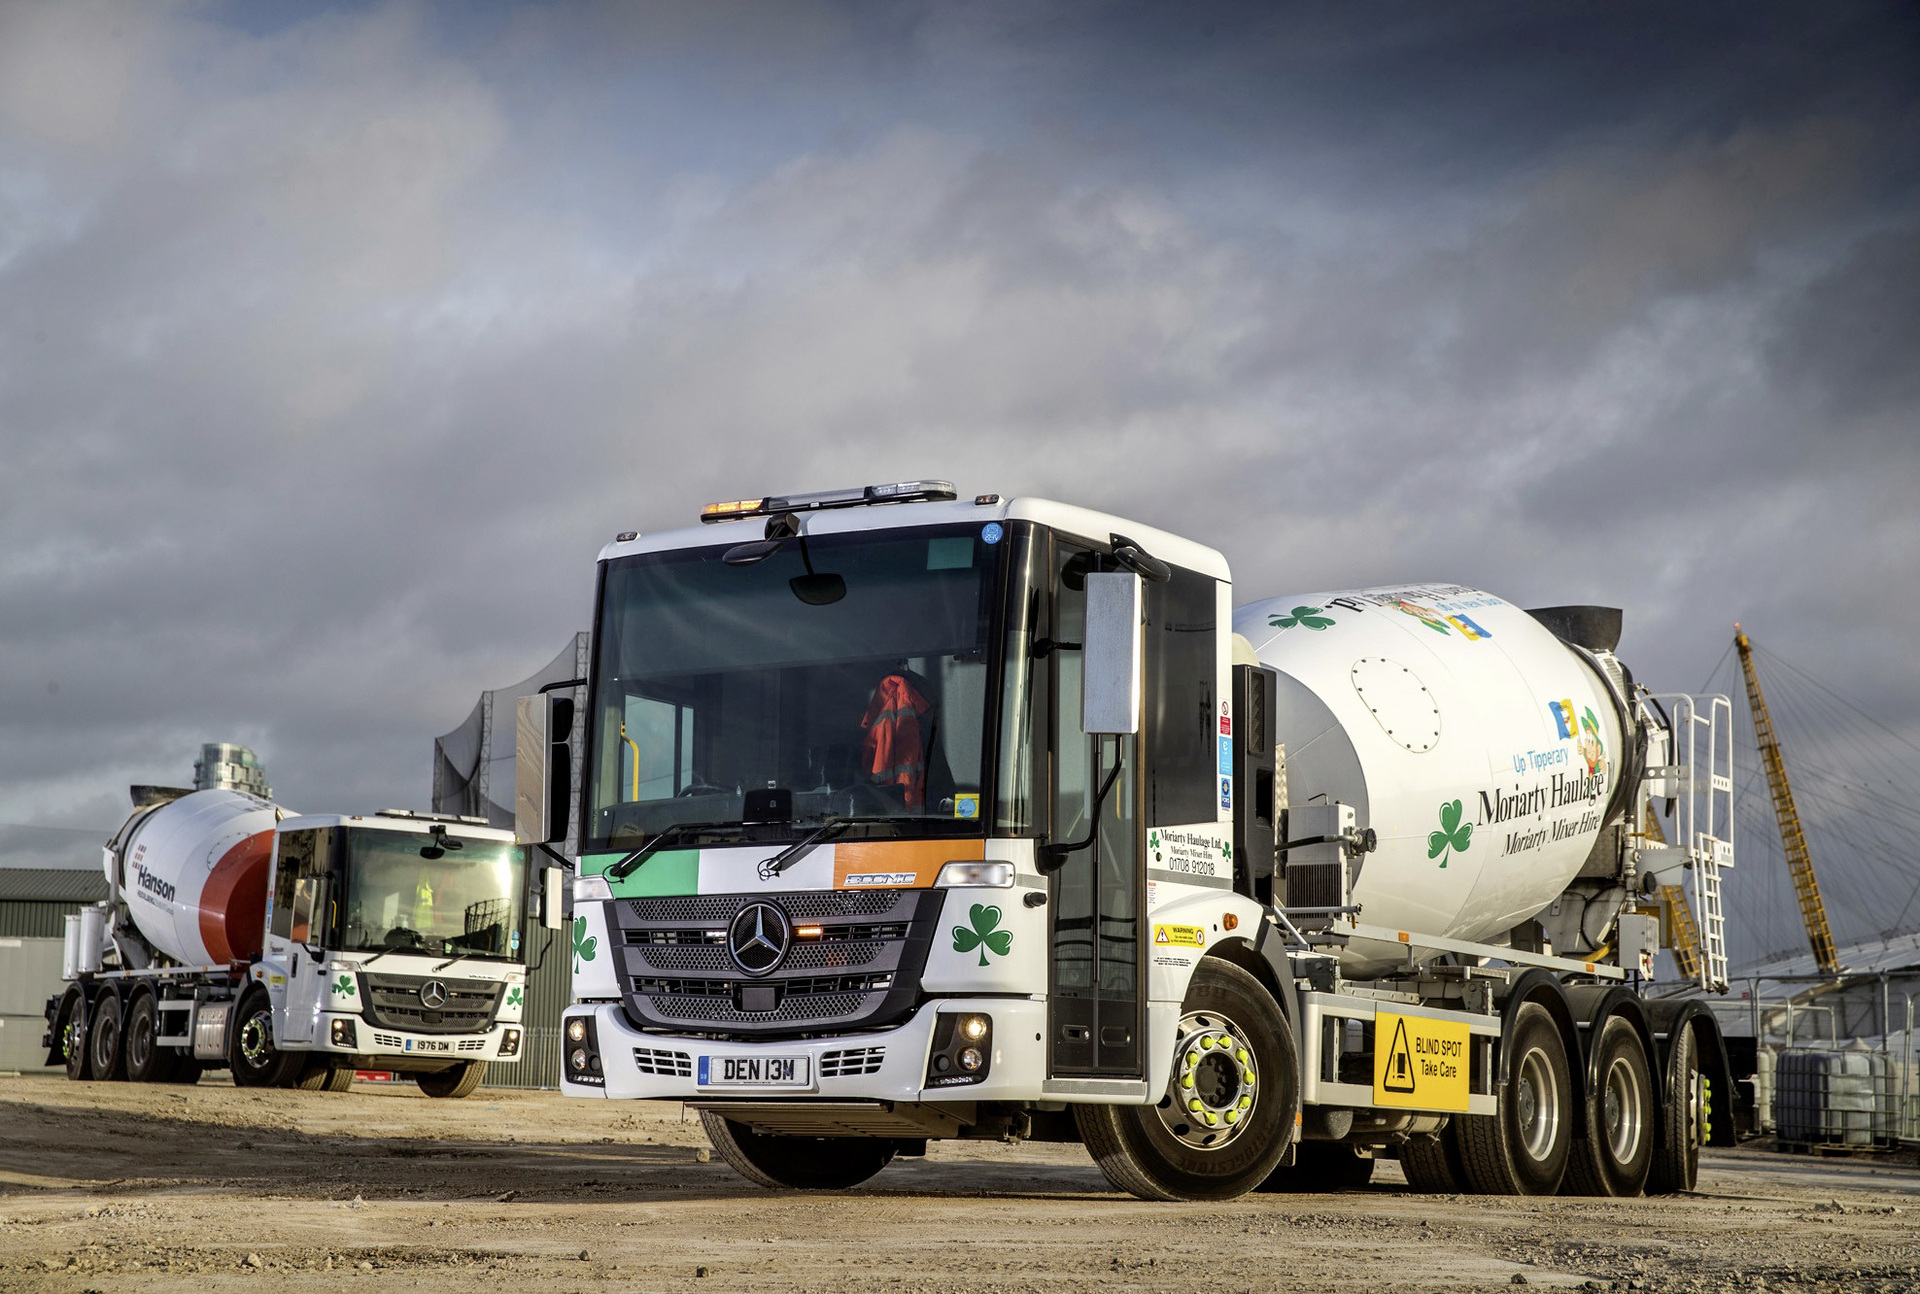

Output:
xmin=2 ymin=1072 xmax=1917 ymax=1292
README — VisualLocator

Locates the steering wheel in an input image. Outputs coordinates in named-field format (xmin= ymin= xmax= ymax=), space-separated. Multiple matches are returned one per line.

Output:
xmin=676 ymin=776 xmax=729 ymax=797
xmin=382 ymin=925 xmax=426 ymax=950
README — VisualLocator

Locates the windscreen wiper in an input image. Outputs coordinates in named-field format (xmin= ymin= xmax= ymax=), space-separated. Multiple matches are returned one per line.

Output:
xmin=765 ymin=814 xmax=902 ymax=876
xmin=606 ymin=820 xmax=739 ymax=880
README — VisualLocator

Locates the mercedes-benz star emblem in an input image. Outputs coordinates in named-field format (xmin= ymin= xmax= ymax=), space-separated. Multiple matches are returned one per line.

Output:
xmin=726 ymin=902 xmax=791 ymax=977
xmin=418 ymin=979 xmax=449 ymax=1009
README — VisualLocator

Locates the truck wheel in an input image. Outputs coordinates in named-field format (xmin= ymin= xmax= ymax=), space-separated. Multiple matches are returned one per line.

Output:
xmin=168 ymin=1061 xmax=204 ymax=1085
xmin=62 ymin=992 xmax=92 ymax=1081
xmin=228 ymin=989 xmax=299 ymax=1087
xmin=1397 ymin=1124 xmax=1467 ymax=1193
xmin=1646 ymin=1024 xmax=1703 ymax=1194
xmin=1256 ymin=1140 xmax=1375 ymax=1192
xmin=1564 ymin=1017 xmax=1654 ymax=1197
xmin=415 ymin=1061 xmax=488 ymax=1098
xmin=324 ymin=1067 xmax=356 ymax=1093
xmin=124 ymin=990 xmax=179 ymax=1083
xmin=1075 ymin=960 xmax=1299 ymax=1201
xmin=698 ymin=1112 xmax=896 ymax=1190
xmin=1455 ymin=1003 xmax=1572 ymax=1195
xmin=292 ymin=1058 xmax=338 ymax=1092
xmin=88 ymin=993 xmax=128 ymax=1081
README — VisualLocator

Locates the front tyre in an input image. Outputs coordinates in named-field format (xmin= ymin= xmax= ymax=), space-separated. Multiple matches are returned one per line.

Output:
xmin=228 ymin=989 xmax=299 ymax=1088
xmin=1076 ymin=960 xmax=1298 ymax=1201
xmin=1456 ymin=1002 xmax=1573 ymax=1196
xmin=699 ymin=1112 xmax=896 ymax=1190
xmin=414 ymin=1061 xmax=487 ymax=1099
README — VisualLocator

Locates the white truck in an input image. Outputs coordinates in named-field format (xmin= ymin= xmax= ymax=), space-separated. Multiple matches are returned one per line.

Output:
xmin=46 ymin=788 xmax=535 ymax=1097
xmin=520 ymin=480 xmax=1736 ymax=1197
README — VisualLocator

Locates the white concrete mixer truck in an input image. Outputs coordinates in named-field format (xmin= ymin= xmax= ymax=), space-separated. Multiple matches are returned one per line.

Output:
xmin=45 ymin=789 xmax=536 ymax=1097
xmin=518 ymin=481 xmax=1737 ymax=1198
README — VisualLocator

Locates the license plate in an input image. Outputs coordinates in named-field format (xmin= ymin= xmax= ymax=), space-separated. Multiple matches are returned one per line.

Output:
xmin=697 ymin=1055 xmax=811 ymax=1088
xmin=404 ymin=1039 xmax=453 ymax=1053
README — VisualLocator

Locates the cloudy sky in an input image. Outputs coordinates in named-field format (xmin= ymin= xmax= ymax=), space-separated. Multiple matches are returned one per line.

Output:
xmin=2 ymin=2 xmax=1915 ymax=966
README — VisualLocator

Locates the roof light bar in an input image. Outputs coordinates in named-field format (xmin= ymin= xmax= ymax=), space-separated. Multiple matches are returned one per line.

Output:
xmin=697 ymin=480 xmax=957 ymax=524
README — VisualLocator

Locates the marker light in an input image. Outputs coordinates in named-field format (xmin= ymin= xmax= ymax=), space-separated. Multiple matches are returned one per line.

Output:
xmin=700 ymin=497 xmax=768 ymax=523
xmin=794 ymin=926 xmax=824 ymax=938
xmin=573 ymin=875 xmax=613 ymax=903
xmin=935 ymin=861 xmax=1014 ymax=889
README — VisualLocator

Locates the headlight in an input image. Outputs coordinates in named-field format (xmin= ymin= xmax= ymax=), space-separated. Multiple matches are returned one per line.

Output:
xmin=959 ymin=1014 xmax=989 ymax=1042
xmin=935 ymin=861 xmax=1014 ymax=888
xmin=566 ymin=1019 xmax=587 ymax=1043
xmin=573 ymin=874 xmax=613 ymax=903
xmin=571 ymin=1048 xmax=590 ymax=1071
xmin=959 ymin=1047 xmax=984 ymax=1071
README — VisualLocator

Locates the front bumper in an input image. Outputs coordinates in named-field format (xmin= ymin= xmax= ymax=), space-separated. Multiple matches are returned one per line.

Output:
xmin=561 ymin=998 xmax=1046 ymax=1101
xmin=313 ymin=1014 xmax=523 ymax=1063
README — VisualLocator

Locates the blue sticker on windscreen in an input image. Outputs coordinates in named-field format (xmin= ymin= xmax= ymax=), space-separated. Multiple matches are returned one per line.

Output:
xmin=981 ymin=522 xmax=1004 ymax=545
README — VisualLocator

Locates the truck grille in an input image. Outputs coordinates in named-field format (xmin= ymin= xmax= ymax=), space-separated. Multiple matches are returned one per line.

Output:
xmin=360 ymin=974 xmax=502 ymax=1035
xmin=609 ymin=888 xmax=943 ymax=1037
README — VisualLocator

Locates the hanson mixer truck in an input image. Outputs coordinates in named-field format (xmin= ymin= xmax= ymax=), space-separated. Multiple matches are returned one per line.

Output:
xmin=519 ymin=480 xmax=1737 ymax=1199
xmin=47 ymin=789 xmax=533 ymax=1096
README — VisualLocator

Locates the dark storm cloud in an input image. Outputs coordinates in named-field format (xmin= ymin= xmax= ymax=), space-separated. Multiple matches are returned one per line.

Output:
xmin=0 ymin=1 xmax=1915 ymax=967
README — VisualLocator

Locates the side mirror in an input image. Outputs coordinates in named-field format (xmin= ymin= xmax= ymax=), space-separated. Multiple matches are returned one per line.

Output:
xmin=516 ymin=693 xmax=574 ymax=845
xmin=539 ymin=864 xmax=565 ymax=931
xmin=1082 ymin=571 xmax=1143 ymax=735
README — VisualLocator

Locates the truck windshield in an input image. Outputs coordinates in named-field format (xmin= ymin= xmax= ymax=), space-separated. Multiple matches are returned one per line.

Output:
xmin=584 ymin=523 xmax=1003 ymax=852
xmin=337 ymin=829 xmax=527 ymax=960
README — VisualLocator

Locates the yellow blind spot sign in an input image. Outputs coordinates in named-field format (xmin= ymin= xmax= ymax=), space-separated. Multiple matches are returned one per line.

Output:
xmin=1373 ymin=1011 xmax=1471 ymax=1112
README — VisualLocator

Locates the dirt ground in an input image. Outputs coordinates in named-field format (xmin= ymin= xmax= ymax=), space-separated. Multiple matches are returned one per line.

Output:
xmin=1 ymin=1074 xmax=1916 ymax=1293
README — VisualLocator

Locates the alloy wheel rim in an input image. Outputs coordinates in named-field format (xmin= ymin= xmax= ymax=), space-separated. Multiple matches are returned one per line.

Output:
xmin=1156 ymin=1009 xmax=1259 ymax=1150
xmin=1603 ymin=1054 xmax=1644 ymax=1163
xmin=1517 ymin=1048 xmax=1560 ymax=1161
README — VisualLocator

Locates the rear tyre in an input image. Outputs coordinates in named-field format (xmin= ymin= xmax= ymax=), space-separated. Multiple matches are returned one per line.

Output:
xmin=1076 ymin=960 xmax=1299 ymax=1202
xmin=1397 ymin=1124 xmax=1467 ymax=1193
xmin=1456 ymin=1002 xmax=1573 ymax=1196
xmin=228 ymin=989 xmax=300 ymax=1088
xmin=1564 ymin=1017 xmax=1655 ymax=1197
xmin=62 ymin=992 xmax=92 ymax=1081
xmin=124 ymin=990 xmax=180 ymax=1083
xmin=1257 ymin=1140 xmax=1375 ymax=1192
xmin=88 ymin=993 xmax=127 ymax=1081
xmin=699 ymin=1112 xmax=896 ymax=1190
xmin=415 ymin=1061 xmax=487 ymax=1099
xmin=1646 ymin=1024 xmax=1703 ymax=1195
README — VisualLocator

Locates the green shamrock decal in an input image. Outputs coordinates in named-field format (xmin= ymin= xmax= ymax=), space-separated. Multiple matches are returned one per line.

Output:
xmin=952 ymin=903 xmax=1012 ymax=967
xmin=1149 ymin=829 xmax=1163 ymax=864
xmin=506 ymin=986 xmax=523 ymax=1009
xmin=571 ymin=915 xmax=598 ymax=974
xmin=1269 ymin=605 xmax=1335 ymax=631
xmin=330 ymin=973 xmax=355 ymax=999
xmin=1428 ymin=800 xmax=1473 ymax=869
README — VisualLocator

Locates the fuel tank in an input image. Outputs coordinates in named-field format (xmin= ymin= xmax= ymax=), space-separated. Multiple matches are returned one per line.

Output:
xmin=108 ymin=788 xmax=288 ymax=966
xmin=1233 ymin=584 xmax=1629 ymax=976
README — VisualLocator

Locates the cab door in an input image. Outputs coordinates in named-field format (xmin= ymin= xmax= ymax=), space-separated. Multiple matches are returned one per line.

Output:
xmin=1046 ymin=540 xmax=1144 ymax=1078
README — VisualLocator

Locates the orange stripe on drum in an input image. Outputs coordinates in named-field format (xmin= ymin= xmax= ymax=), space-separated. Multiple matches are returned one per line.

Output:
xmin=835 ymin=839 xmax=984 ymax=889
xmin=197 ymin=829 xmax=276 ymax=963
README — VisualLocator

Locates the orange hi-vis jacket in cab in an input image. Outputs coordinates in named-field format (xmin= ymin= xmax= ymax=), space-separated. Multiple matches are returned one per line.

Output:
xmin=862 ymin=674 xmax=931 ymax=810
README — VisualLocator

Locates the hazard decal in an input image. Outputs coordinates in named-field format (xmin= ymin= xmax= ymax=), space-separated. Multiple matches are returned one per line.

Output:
xmin=1373 ymin=1011 xmax=1470 ymax=1112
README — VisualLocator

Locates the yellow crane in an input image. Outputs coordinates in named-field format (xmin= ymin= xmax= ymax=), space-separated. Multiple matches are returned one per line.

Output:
xmin=1734 ymin=625 xmax=1840 ymax=976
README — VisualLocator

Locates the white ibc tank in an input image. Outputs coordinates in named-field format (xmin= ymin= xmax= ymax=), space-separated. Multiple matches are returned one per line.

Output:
xmin=111 ymin=789 xmax=287 ymax=966
xmin=1234 ymin=584 xmax=1628 ymax=976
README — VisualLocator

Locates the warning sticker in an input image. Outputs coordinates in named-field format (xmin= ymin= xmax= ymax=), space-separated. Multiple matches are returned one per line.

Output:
xmin=1373 ymin=1011 xmax=1471 ymax=1112
xmin=1152 ymin=924 xmax=1206 ymax=949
